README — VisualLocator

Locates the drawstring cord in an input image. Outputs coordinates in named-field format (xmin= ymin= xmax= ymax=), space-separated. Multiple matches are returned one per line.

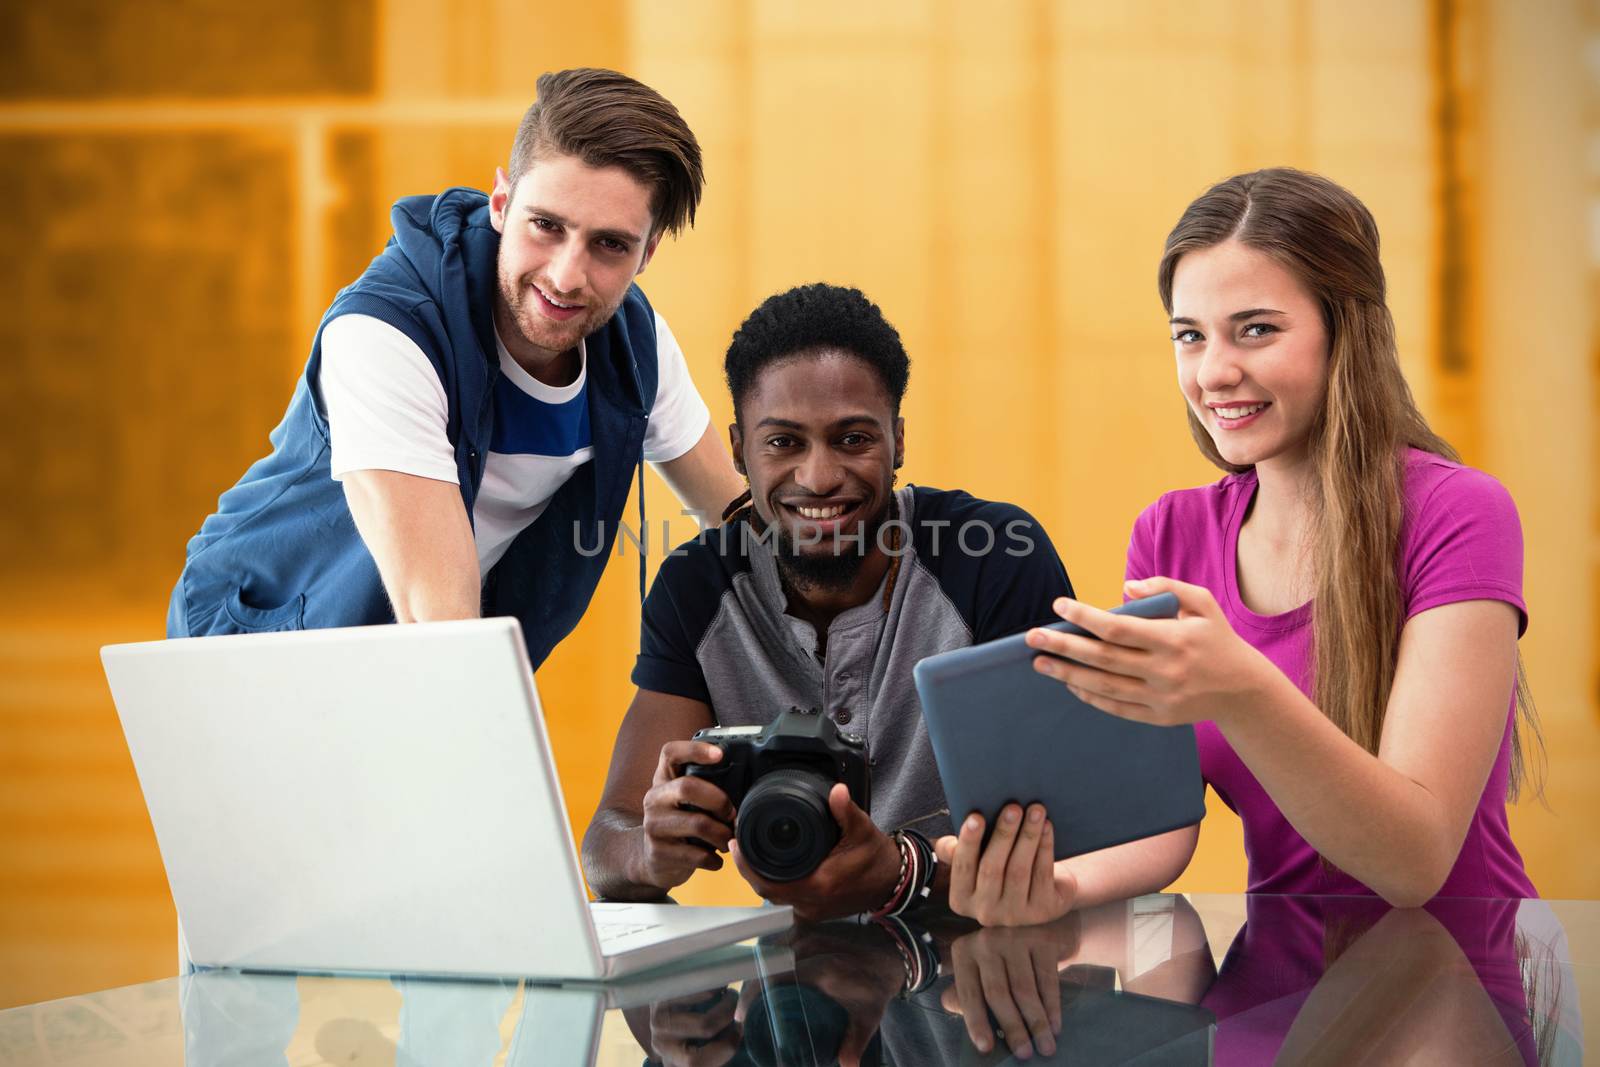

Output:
xmin=636 ymin=450 xmax=646 ymax=601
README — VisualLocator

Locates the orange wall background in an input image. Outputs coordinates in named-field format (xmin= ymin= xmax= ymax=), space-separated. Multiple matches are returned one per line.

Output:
xmin=2 ymin=0 xmax=1597 ymax=1009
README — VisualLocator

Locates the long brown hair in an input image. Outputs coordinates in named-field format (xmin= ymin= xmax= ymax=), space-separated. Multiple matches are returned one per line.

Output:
xmin=1157 ymin=168 xmax=1543 ymax=800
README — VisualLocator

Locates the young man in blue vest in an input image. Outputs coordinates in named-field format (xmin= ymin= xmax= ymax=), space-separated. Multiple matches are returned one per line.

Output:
xmin=168 ymin=69 xmax=743 ymax=668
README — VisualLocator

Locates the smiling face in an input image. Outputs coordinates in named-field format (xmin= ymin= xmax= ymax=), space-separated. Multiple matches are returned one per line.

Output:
xmin=730 ymin=351 xmax=904 ymax=590
xmin=489 ymin=152 xmax=660 ymax=372
xmin=1169 ymin=239 xmax=1330 ymax=473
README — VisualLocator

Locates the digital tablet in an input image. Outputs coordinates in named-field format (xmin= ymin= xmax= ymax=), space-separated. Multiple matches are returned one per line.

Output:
xmin=913 ymin=592 xmax=1204 ymax=860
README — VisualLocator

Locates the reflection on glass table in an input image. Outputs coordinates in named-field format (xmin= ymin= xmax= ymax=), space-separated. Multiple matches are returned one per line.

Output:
xmin=173 ymin=938 xmax=794 ymax=1067
xmin=0 ymin=894 xmax=1587 ymax=1066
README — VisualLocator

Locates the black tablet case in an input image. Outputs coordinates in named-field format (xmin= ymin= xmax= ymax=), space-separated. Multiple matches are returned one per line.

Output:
xmin=913 ymin=593 xmax=1205 ymax=860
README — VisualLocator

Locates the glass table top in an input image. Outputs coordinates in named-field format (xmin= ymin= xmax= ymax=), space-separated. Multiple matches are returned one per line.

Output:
xmin=1 ymin=893 xmax=1591 ymax=1065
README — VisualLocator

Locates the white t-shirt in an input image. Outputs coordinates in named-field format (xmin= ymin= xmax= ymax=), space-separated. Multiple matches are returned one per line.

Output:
xmin=320 ymin=310 xmax=710 ymax=574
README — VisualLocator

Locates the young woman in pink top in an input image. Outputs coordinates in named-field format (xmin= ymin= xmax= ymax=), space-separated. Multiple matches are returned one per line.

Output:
xmin=938 ymin=168 xmax=1544 ymax=927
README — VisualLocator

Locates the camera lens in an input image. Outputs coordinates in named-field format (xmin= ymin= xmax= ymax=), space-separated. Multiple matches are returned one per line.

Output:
xmin=768 ymin=816 xmax=802 ymax=850
xmin=736 ymin=768 xmax=838 ymax=882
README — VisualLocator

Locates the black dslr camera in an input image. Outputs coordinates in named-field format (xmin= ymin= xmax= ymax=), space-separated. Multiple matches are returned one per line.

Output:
xmin=682 ymin=707 xmax=871 ymax=882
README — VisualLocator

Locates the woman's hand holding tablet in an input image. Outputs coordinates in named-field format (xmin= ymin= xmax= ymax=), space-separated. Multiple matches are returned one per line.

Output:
xmin=1026 ymin=577 xmax=1282 ymax=730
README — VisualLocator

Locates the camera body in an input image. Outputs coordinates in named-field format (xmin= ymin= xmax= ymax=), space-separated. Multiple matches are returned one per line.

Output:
xmin=683 ymin=706 xmax=871 ymax=882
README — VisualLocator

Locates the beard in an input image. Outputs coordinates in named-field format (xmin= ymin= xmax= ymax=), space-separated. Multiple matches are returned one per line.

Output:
xmin=497 ymin=265 xmax=622 ymax=358
xmin=771 ymin=491 xmax=896 ymax=594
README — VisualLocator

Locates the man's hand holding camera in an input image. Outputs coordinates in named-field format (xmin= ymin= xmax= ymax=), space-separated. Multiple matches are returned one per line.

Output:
xmin=671 ymin=708 xmax=904 ymax=921
xmin=729 ymin=783 xmax=901 ymax=922
xmin=634 ymin=741 xmax=737 ymax=891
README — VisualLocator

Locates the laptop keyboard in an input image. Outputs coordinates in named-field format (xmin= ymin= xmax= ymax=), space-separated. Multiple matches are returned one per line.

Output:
xmin=595 ymin=919 xmax=661 ymax=944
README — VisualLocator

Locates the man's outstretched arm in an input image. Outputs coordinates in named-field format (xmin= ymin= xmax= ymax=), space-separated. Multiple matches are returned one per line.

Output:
xmin=321 ymin=313 xmax=480 ymax=623
xmin=342 ymin=469 xmax=480 ymax=622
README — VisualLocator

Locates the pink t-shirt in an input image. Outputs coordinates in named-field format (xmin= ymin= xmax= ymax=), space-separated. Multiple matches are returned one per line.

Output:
xmin=1127 ymin=448 xmax=1536 ymax=898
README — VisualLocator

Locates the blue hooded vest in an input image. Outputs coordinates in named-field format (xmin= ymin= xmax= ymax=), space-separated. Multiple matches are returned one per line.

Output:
xmin=167 ymin=188 xmax=658 ymax=670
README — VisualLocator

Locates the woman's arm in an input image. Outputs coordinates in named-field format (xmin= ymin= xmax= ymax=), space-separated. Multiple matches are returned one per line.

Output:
xmin=1031 ymin=578 xmax=1519 ymax=907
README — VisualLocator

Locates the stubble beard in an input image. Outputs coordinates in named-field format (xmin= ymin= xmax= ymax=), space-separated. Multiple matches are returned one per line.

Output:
xmin=497 ymin=266 xmax=619 ymax=360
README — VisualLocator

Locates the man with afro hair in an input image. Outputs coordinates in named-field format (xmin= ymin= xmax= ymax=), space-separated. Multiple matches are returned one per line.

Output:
xmin=583 ymin=283 xmax=1077 ymax=922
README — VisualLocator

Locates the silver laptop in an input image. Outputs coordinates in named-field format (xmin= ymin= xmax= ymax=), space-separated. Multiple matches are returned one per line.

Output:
xmin=101 ymin=617 xmax=790 ymax=981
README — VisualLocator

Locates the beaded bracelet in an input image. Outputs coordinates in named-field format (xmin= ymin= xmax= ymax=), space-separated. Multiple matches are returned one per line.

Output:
xmin=871 ymin=828 xmax=939 ymax=918
xmin=891 ymin=829 xmax=937 ymax=916
xmin=870 ymin=831 xmax=916 ymax=919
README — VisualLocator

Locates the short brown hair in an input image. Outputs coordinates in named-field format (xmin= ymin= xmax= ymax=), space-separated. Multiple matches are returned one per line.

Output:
xmin=509 ymin=68 xmax=704 ymax=238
